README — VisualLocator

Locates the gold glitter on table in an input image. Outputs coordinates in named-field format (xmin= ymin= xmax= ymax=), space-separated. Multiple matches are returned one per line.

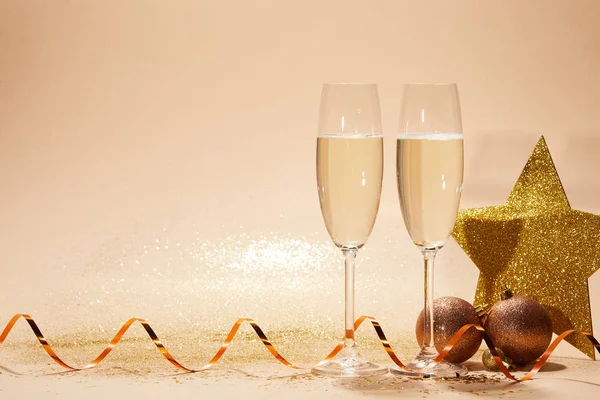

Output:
xmin=452 ymin=136 xmax=600 ymax=359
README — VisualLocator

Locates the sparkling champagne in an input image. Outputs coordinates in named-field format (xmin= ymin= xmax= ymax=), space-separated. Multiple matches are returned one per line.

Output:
xmin=317 ymin=135 xmax=383 ymax=249
xmin=397 ymin=133 xmax=464 ymax=249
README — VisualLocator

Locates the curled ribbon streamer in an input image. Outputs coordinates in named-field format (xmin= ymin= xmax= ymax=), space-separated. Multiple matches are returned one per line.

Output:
xmin=0 ymin=314 xmax=298 ymax=372
xmin=1 ymin=314 xmax=599 ymax=381
xmin=480 ymin=326 xmax=600 ymax=382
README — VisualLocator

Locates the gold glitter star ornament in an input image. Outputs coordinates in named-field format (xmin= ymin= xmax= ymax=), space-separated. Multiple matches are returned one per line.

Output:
xmin=452 ymin=136 xmax=600 ymax=359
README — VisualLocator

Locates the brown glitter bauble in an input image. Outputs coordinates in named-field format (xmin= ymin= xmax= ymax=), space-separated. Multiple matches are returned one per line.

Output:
xmin=415 ymin=297 xmax=483 ymax=363
xmin=484 ymin=295 xmax=552 ymax=365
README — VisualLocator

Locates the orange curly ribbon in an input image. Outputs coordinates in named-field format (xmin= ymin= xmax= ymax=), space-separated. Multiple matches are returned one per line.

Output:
xmin=1 ymin=314 xmax=598 ymax=381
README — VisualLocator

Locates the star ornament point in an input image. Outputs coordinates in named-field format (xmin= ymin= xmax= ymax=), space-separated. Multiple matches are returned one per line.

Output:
xmin=452 ymin=136 xmax=600 ymax=359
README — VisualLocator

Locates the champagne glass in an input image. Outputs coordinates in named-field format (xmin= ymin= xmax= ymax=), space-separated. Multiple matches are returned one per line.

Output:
xmin=391 ymin=83 xmax=466 ymax=378
xmin=312 ymin=83 xmax=387 ymax=377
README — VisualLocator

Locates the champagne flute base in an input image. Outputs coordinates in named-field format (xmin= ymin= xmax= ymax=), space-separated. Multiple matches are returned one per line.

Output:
xmin=312 ymin=358 xmax=388 ymax=378
xmin=312 ymin=348 xmax=388 ymax=378
xmin=390 ymin=354 xmax=468 ymax=378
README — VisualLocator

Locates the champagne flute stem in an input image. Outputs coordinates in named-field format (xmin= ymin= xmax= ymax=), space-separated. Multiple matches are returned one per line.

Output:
xmin=343 ymin=248 xmax=357 ymax=349
xmin=422 ymin=249 xmax=438 ymax=356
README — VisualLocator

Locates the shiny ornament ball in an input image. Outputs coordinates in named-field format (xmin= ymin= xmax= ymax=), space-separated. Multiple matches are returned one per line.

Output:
xmin=482 ymin=348 xmax=514 ymax=371
xmin=484 ymin=295 xmax=552 ymax=365
xmin=415 ymin=296 xmax=483 ymax=363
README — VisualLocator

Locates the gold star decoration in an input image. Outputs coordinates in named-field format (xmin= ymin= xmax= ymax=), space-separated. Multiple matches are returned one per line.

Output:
xmin=452 ymin=136 xmax=600 ymax=359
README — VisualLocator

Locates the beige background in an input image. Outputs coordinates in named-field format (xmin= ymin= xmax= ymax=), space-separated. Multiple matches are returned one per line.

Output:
xmin=1 ymin=0 xmax=600 ymax=383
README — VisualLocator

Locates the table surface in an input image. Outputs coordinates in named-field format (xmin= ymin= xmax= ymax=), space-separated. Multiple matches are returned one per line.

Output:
xmin=2 ymin=334 xmax=599 ymax=399
xmin=2 ymin=359 xmax=599 ymax=399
